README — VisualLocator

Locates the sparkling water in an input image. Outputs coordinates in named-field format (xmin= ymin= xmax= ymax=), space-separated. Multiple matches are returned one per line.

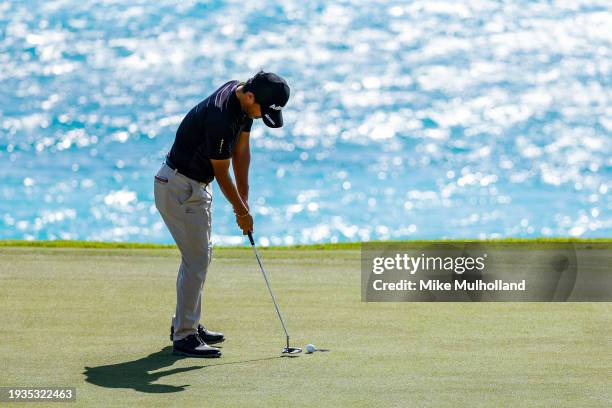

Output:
xmin=1 ymin=0 xmax=610 ymax=245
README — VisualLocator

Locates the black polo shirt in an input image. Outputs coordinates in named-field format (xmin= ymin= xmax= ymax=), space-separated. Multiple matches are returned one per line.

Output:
xmin=168 ymin=80 xmax=253 ymax=183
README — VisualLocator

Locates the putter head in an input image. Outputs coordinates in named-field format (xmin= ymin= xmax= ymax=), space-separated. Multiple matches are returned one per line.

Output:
xmin=282 ymin=347 xmax=302 ymax=354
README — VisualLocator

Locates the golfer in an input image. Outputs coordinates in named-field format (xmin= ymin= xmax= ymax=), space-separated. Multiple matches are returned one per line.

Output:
xmin=154 ymin=71 xmax=290 ymax=358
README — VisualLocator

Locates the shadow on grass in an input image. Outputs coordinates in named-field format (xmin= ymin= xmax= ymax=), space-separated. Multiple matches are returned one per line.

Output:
xmin=83 ymin=346 xmax=286 ymax=393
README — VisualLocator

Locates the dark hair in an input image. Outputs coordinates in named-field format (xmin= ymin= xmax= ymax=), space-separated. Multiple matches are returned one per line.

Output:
xmin=242 ymin=70 xmax=265 ymax=95
xmin=242 ymin=81 xmax=253 ymax=93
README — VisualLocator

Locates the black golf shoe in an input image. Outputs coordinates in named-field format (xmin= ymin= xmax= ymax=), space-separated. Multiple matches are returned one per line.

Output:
xmin=172 ymin=334 xmax=221 ymax=358
xmin=170 ymin=324 xmax=225 ymax=345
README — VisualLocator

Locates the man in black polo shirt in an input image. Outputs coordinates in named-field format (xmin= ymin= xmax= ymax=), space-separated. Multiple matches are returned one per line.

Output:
xmin=154 ymin=71 xmax=290 ymax=358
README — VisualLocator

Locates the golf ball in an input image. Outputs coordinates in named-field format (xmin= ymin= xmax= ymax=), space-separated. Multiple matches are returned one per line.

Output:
xmin=306 ymin=344 xmax=316 ymax=353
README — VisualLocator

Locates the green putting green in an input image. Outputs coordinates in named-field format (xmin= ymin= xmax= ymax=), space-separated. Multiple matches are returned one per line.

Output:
xmin=1 ymin=245 xmax=610 ymax=407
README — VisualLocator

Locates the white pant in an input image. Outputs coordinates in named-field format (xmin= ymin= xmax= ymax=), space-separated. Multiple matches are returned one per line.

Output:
xmin=154 ymin=163 xmax=213 ymax=341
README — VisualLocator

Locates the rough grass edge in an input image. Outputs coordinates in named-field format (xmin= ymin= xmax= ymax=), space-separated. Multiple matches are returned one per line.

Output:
xmin=0 ymin=238 xmax=610 ymax=251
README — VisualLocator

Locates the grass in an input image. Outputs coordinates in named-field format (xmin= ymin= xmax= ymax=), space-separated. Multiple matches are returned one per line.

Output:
xmin=0 ymin=237 xmax=610 ymax=251
xmin=0 ymin=245 xmax=610 ymax=407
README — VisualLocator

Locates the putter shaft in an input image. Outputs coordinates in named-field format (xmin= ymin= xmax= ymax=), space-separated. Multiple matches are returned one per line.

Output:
xmin=248 ymin=231 xmax=291 ymax=345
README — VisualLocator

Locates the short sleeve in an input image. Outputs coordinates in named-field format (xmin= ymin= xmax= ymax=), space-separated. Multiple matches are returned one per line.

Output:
xmin=242 ymin=118 xmax=253 ymax=133
xmin=206 ymin=122 xmax=234 ymax=160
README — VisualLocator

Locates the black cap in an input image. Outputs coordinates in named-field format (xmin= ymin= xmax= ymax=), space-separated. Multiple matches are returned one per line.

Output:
xmin=245 ymin=71 xmax=290 ymax=128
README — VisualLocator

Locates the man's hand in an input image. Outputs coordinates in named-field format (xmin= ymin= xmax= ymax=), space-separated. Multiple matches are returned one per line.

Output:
xmin=211 ymin=158 xmax=252 ymax=234
xmin=235 ymin=212 xmax=253 ymax=235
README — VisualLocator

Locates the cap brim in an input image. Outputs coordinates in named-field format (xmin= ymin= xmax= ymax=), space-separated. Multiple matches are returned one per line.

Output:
xmin=262 ymin=109 xmax=283 ymax=128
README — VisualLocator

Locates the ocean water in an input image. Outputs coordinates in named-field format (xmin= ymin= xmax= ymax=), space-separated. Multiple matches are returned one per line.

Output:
xmin=0 ymin=0 xmax=610 ymax=245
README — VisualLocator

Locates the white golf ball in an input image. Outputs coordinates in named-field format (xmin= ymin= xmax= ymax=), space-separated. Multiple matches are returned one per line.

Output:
xmin=306 ymin=343 xmax=316 ymax=353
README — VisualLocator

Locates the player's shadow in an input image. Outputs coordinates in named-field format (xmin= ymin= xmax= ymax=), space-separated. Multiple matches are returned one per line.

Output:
xmin=83 ymin=346 xmax=200 ymax=393
xmin=83 ymin=346 xmax=282 ymax=393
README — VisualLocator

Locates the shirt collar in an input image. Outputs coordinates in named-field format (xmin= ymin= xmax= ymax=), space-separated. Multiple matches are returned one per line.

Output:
xmin=230 ymin=82 xmax=248 ymax=121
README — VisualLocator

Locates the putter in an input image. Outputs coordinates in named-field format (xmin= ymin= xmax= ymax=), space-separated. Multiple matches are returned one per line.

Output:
xmin=247 ymin=231 xmax=302 ymax=355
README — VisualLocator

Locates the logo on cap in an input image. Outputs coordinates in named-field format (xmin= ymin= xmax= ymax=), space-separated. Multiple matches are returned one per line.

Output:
xmin=269 ymin=104 xmax=283 ymax=111
xmin=264 ymin=114 xmax=276 ymax=125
